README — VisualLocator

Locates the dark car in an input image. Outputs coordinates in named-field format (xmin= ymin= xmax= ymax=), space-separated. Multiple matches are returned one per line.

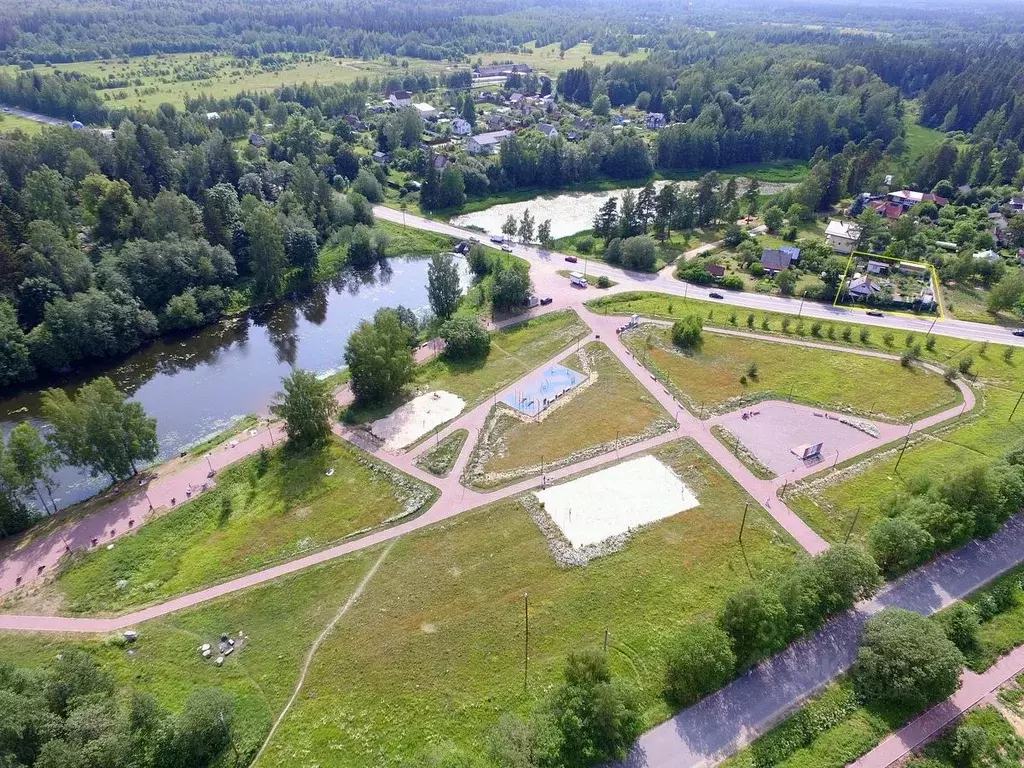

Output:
xmin=1013 ymin=329 xmax=1024 ymax=338
xmin=708 ymin=292 xmax=724 ymax=299
xmin=540 ymin=297 xmax=553 ymax=306
xmin=564 ymin=256 xmax=578 ymax=263
xmin=866 ymin=310 xmax=884 ymax=317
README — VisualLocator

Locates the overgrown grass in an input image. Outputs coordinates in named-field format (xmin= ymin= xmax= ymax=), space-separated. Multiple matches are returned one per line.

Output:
xmin=721 ymin=678 xmax=919 ymax=768
xmin=464 ymin=341 xmax=673 ymax=488
xmin=256 ymin=438 xmax=799 ymax=767
xmin=907 ymin=705 xmax=1024 ymax=768
xmin=621 ymin=326 xmax=959 ymax=422
xmin=3 ymin=438 xmax=435 ymax=615
xmin=185 ymin=414 xmax=259 ymax=457
xmin=415 ymin=429 xmax=469 ymax=477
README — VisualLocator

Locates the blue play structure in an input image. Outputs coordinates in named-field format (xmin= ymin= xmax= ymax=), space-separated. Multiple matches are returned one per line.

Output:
xmin=503 ymin=364 xmax=584 ymax=418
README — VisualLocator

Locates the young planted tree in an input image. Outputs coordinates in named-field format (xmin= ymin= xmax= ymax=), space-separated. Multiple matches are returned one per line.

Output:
xmin=519 ymin=208 xmax=535 ymax=244
xmin=270 ymin=369 xmax=338 ymax=451
xmin=41 ymin=377 xmax=158 ymax=483
xmin=427 ymin=252 xmax=462 ymax=320
xmin=502 ymin=214 xmax=519 ymax=242
xmin=537 ymin=219 xmax=553 ymax=249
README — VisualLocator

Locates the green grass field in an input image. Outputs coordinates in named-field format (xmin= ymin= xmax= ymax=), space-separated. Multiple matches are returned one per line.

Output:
xmin=623 ymin=327 xmax=959 ymax=422
xmin=0 ymin=545 xmax=385 ymax=766
xmin=1 ymin=438 xmax=435 ymax=616
xmin=0 ymin=111 xmax=45 ymax=134
xmin=255 ymin=438 xmax=799 ymax=766
xmin=415 ymin=429 xmax=469 ymax=476
xmin=464 ymin=341 xmax=673 ymax=488
xmin=909 ymin=705 xmax=1024 ymax=768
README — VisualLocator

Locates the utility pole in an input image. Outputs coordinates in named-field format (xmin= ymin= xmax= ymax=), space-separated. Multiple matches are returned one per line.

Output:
xmin=844 ymin=507 xmax=862 ymax=544
xmin=523 ymin=592 xmax=529 ymax=693
xmin=738 ymin=502 xmax=749 ymax=542
xmin=894 ymin=430 xmax=913 ymax=471
xmin=1010 ymin=390 xmax=1024 ymax=422
xmin=267 ymin=423 xmax=275 ymax=445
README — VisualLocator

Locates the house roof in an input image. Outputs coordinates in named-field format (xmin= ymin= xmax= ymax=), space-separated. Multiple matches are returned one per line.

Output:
xmin=537 ymin=122 xmax=558 ymax=136
xmin=871 ymin=200 xmax=904 ymax=220
xmin=760 ymin=248 xmax=793 ymax=271
xmin=470 ymin=130 xmax=513 ymax=147
xmin=848 ymin=276 xmax=882 ymax=296
xmin=390 ymin=90 xmax=411 ymax=100
xmin=866 ymin=260 xmax=889 ymax=272
xmin=826 ymin=219 xmax=860 ymax=240
xmin=973 ymin=249 xmax=1001 ymax=262
xmin=705 ymin=264 xmax=726 ymax=278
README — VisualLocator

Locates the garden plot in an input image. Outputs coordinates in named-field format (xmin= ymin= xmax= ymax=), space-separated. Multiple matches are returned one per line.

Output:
xmin=370 ymin=391 xmax=465 ymax=450
xmin=535 ymin=455 xmax=698 ymax=548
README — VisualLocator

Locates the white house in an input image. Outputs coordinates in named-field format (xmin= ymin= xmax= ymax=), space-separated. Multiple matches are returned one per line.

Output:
xmin=825 ymin=219 xmax=861 ymax=254
xmin=413 ymin=102 xmax=438 ymax=120
xmin=468 ymin=129 xmax=513 ymax=155
xmin=452 ymin=118 xmax=472 ymax=136
xmin=973 ymin=249 xmax=1002 ymax=263
xmin=537 ymin=122 xmax=558 ymax=138
xmin=388 ymin=90 xmax=412 ymax=108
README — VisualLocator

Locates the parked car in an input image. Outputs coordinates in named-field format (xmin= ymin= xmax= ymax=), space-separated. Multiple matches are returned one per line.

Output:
xmin=540 ymin=297 xmax=553 ymax=306
xmin=866 ymin=310 xmax=884 ymax=317
xmin=490 ymin=235 xmax=504 ymax=244
xmin=708 ymin=292 xmax=724 ymax=299
xmin=501 ymin=244 xmax=513 ymax=252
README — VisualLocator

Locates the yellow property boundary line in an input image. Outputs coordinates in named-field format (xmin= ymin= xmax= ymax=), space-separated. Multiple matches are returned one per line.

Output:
xmin=832 ymin=250 xmax=945 ymax=320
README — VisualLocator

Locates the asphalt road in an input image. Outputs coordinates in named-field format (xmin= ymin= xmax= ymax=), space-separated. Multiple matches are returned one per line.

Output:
xmin=375 ymin=206 xmax=1024 ymax=347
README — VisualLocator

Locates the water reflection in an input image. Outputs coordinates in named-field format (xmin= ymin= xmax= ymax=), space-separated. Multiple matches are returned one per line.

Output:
xmin=0 ymin=256 xmax=467 ymax=507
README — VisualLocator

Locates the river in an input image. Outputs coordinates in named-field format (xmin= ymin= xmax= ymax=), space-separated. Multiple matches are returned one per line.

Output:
xmin=0 ymin=256 xmax=467 ymax=508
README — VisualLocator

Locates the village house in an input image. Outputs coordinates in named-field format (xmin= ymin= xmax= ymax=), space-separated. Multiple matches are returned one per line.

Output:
xmin=451 ymin=118 xmax=472 ymax=136
xmin=537 ymin=122 xmax=558 ymax=138
xmin=973 ymin=249 xmax=1002 ymax=263
xmin=847 ymin=275 xmax=883 ymax=300
xmin=760 ymin=246 xmax=800 ymax=275
xmin=646 ymin=112 xmax=666 ymax=129
xmin=413 ymin=102 xmax=438 ymax=120
xmin=342 ymin=115 xmax=366 ymax=131
xmin=865 ymin=260 xmax=889 ymax=275
xmin=705 ymin=264 xmax=726 ymax=280
xmin=388 ymin=90 xmax=412 ymax=108
xmin=467 ymin=129 xmax=513 ymax=155
xmin=248 ymin=133 xmax=266 ymax=148
xmin=825 ymin=219 xmax=861 ymax=254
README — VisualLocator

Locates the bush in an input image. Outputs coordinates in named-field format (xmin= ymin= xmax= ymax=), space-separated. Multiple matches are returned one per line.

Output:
xmin=859 ymin=328 xmax=870 ymax=343
xmin=722 ymin=275 xmax=744 ymax=290
xmin=596 ymin=275 xmax=611 ymax=288
xmin=441 ymin=315 xmax=491 ymax=360
xmin=671 ymin=315 xmax=703 ymax=350
xmin=867 ymin=517 xmax=935 ymax=576
xmin=664 ymin=624 xmax=736 ymax=707
xmin=747 ymin=362 xmax=758 ymax=378
xmin=958 ymin=356 xmax=974 ymax=375
xmin=810 ymin=321 xmax=822 ymax=337
xmin=747 ymin=314 xmax=756 ymax=328
xmin=747 ymin=684 xmax=860 ymax=768
xmin=883 ymin=331 xmax=895 ymax=347
xmin=720 ymin=585 xmax=787 ymax=664
xmin=576 ymin=236 xmax=595 ymax=255
xmin=935 ymin=602 xmax=981 ymax=653
xmin=605 ymin=237 xmax=622 ymax=264
xmin=854 ymin=608 xmax=964 ymax=709
xmin=842 ymin=327 xmax=853 ymax=341
xmin=750 ymin=262 xmax=766 ymax=278
xmin=621 ymin=236 xmax=658 ymax=271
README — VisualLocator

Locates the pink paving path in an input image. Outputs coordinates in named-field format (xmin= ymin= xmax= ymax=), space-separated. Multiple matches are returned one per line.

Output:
xmin=849 ymin=643 xmax=1024 ymax=768
xmin=0 ymin=300 xmax=977 ymax=630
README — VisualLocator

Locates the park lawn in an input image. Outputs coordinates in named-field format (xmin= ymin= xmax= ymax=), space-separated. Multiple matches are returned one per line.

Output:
xmin=0 ymin=545 xmax=384 ymax=767
xmin=3 ymin=438 xmax=435 ymax=616
xmin=414 ymin=309 xmax=589 ymax=405
xmin=465 ymin=342 xmax=674 ymax=488
xmin=256 ymin=438 xmax=801 ymax=767
xmin=721 ymin=677 xmax=924 ymax=768
xmin=415 ymin=429 xmax=469 ymax=477
xmin=622 ymin=327 xmax=959 ymax=422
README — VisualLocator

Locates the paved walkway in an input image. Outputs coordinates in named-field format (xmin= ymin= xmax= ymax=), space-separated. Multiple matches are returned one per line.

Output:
xmin=849 ymin=643 xmax=1024 ymax=768
xmin=627 ymin=514 xmax=1024 ymax=768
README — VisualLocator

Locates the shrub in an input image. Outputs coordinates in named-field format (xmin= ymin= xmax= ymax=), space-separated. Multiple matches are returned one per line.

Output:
xmin=781 ymin=317 xmax=792 ymax=332
xmin=747 ymin=362 xmax=759 ymax=378
xmin=761 ymin=318 xmax=770 ymax=331
xmin=867 ymin=517 xmax=935 ymax=576
xmin=925 ymin=335 xmax=937 ymax=351
xmin=1004 ymin=346 xmax=1015 ymax=363
xmin=747 ymin=684 xmax=859 ymax=768
xmin=901 ymin=347 xmax=917 ymax=367
xmin=728 ymin=311 xmax=738 ymax=325
xmin=722 ymin=275 xmax=744 ymax=290
xmin=810 ymin=321 xmax=822 ymax=337
xmin=747 ymin=314 xmax=755 ymax=328
xmin=958 ymin=356 xmax=974 ymax=375
xmin=750 ymin=262 xmax=766 ymax=278
xmin=740 ymin=374 xmax=748 ymax=385
xmin=905 ymin=333 xmax=915 ymax=347
xmin=441 ymin=315 xmax=491 ymax=360
xmin=859 ymin=328 xmax=870 ymax=343
xmin=827 ymin=325 xmax=836 ymax=340
xmin=883 ymin=331 xmax=895 ymax=347
xmin=663 ymin=624 xmax=736 ymax=707
xmin=952 ymin=724 xmax=989 ymax=768
xmin=671 ymin=315 xmax=703 ymax=350
xmin=576 ymin=236 xmax=595 ymax=255
xmin=720 ymin=585 xmax=787 ymax=665
xmin=605 ymin=237 xmax=622 ymax=263
xmin=854 ymin=608 xmax=964 ymax=709
xmin=621 ymin=236 xmax=658 ymax=271
xmin=934 ymin=602 xmax=981 ymax=653
xmin=842 ymin=327 xmax=853 ymax=341
xmin=596 ymin=275 xmax=611 ymax=288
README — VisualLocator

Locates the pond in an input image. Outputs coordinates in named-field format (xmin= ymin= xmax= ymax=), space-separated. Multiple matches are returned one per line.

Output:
xmin=0 ymin=256 xmax=469 ymax=508
xmin=450 ymin=178 xmax=796 ymax=239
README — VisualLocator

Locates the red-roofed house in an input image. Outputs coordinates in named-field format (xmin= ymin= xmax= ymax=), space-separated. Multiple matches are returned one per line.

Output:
xmin=870 ymin=200 xmax=905 ymax=220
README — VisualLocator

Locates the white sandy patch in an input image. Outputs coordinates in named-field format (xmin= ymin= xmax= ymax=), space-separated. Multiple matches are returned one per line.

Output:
xmin=535 ymin=455 xmax=698 ymax=548
xmin=370 ymin=391 xmax=465 ymax=451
